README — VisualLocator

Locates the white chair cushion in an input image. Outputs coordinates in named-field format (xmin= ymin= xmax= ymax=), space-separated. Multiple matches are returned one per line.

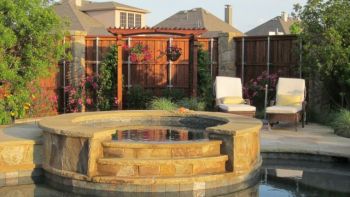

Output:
xmin=266 ymin=105 xmax=302 ymax=114
xmin=215 ymin=76 xmax=243 ymax=99
xmin=218 ymin=104 xmax=256 ymax=112
xmin=276 ymin=78 xmax=305 ymax=101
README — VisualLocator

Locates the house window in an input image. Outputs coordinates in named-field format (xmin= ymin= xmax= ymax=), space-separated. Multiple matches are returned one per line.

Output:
xmin=120 ymin=12 xmax=126 ymax=27
xmin=128 ymin=13 xmax=134 ymax=28
xmin=135 ymin=14 xmax=141 ymax=27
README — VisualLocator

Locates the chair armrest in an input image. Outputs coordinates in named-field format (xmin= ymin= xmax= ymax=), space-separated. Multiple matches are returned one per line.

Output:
xmin=270 ymin=100 xmax=276 ymax=106
xmin=244 ymin=99 xmax=251 ymax=105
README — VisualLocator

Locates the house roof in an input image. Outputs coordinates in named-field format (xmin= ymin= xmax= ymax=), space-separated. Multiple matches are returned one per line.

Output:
xmin=154 ymin=8 xmax=242 ymax=37
xmin=80 ymin=1 xmax=149 ymax=13
xmin=245 ymin=16 xmax=297 ymax=36
xmin=54 ymin=0 xmax=110 ymax=35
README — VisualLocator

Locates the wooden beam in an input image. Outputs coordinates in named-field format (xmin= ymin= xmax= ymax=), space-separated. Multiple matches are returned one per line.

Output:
xmin=108 ymin=27 xmax=207 ymax=37
xmin=116 ymin=35 xmax=123 ymax=110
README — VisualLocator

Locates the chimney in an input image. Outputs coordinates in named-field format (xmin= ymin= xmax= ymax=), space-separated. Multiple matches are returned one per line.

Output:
xmin=281 ymin=11 xmax=288 ymax=22
xmin=225 ymin=4 xmax=233 ymax=26
xmin=73 ymin=0 xmax=82 ymax=7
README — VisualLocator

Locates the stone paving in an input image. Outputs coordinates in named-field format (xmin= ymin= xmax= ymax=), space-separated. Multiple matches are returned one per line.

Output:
xmin=261 ymin=123 xmax=350 ymax=159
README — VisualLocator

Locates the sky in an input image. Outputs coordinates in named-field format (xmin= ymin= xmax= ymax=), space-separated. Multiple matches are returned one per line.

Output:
xmin=92 ymin=0 xmax=307 ymax=32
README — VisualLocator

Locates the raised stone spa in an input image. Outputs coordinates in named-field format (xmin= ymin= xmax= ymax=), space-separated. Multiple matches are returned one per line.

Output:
xmin=38 ymin=110 xmax=262 ymax=196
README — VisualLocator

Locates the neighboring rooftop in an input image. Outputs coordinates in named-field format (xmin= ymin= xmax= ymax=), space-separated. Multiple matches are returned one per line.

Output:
xmin=54 ymin=0 xmax=150 ymax=35
xmin=54 ymin=0 xmax=109 ymax=35
xmin=154 ymin=6 xmax=243 ymax=38
xmin=245 ymin=12 xmax=297 ymax=36
xmin=80 ymin=1 xmax=149 ymax=13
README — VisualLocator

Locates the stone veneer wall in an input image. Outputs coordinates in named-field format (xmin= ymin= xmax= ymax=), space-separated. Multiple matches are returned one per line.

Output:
xmin=0 ymin=142 xmax=43 ymax=187
xmin=39 ymin=111 xmax=262 ymax=187
xmin=217 ymin=32 xmax=240 ymax=77
xmin=69 ymin=31 xmax=87 ymax=87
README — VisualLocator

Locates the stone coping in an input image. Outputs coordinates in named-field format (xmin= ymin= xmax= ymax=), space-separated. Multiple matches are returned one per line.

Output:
xmin=261 ymin=123 xmax=350 ymax=159
xmin=38 ymin=110 xmax=262 ymax=138
xmin=0 ymin=122 xmax=42 ymax=145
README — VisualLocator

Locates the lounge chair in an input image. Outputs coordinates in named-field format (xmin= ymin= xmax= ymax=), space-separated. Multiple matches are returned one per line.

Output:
xmin=266 ymin=77 xmax=306 ymax=131
xmin=214 ymin=76 xmax=256 ymax=117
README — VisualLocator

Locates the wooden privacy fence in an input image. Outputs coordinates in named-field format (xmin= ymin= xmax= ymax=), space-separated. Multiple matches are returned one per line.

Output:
xmin=235 ymin=35 xmax=301 ymax=84
xmin=85 ymin=36 xmax=218 ymax=96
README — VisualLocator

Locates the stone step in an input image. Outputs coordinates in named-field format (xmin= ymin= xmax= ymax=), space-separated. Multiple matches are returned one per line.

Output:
xmin=102 ymin=140 xmax=222 ymax=159
xmin=97 ymin=155 xmax=228 ymax=177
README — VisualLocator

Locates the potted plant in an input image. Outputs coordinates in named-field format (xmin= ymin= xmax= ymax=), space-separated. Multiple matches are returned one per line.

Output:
xmin=124 ymin=43 xmax=152 ymax=64
xmin=167 ymin=46 xmax=182 ymax=61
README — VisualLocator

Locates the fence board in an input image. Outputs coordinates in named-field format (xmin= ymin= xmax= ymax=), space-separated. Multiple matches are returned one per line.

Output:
xmin=235 ymin=35 xmax=299 ymax=84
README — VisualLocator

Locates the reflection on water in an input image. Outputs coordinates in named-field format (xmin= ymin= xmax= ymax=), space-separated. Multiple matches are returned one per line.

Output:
xmin=1 ymin=163 xmax=349 ymax=197
xmin=112 ymin=128 xmax=206 ymax=141
xmin=260 ymin=158 xmax=350 ymax=197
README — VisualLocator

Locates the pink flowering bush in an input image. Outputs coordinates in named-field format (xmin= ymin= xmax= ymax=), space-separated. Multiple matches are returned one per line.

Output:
xmin=64 ymin=76 xmax=98 ymax=112
xmin=123 ymin=43 xmax=152 ymax=63
xmin=243 ymin=71 xmax=280 ymax=110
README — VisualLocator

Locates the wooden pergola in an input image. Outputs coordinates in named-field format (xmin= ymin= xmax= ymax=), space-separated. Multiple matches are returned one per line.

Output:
xmin=107 ymin=27 xmax=208 ymax=110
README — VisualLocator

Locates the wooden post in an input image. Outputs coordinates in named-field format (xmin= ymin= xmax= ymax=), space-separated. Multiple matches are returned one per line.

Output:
xmin=190 ymin=34 xmax=199 ymax=97
xmin=116 ymin=35 xmax=123 ymax=110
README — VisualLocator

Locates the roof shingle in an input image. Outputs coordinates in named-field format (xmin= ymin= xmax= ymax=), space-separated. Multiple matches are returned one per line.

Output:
xmin=54 ymin=0 xmax=110 ymax=35
xmin=80 ymin=1 xmax=149 ymax=13
xmin=154 ymin=8 xmax=242 ymax=37
xmin=245 ymin=16 xmax=297 ymax=36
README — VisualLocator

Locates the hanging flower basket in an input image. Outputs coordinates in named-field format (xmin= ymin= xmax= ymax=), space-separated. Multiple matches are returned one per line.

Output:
xmin=167 ymin=46 xmax=182 ymax=61
xmin=124 ymin=43 xmax=152 ymax=64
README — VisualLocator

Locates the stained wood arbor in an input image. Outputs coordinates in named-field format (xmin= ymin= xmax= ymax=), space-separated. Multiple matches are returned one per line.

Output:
xmin=107 ymin=27 xmax=208 ymax=110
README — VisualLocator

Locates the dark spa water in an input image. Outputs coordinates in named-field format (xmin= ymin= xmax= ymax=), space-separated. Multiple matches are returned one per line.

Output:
xmin=111 ymin=127 xmax=207 ymax=141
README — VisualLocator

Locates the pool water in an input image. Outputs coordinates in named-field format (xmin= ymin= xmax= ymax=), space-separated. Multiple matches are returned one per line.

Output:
xmin=2 ymin=161 xmax=349 ymax=197
xmin=111 ymin=127 xmax=207 ymax=141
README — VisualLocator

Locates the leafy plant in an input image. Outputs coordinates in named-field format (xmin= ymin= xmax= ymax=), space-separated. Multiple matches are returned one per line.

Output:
xmin=244 ymin=71 xmax=280 ymax=110
xmin=29 ymin=85 xmax=58 ymax=117
xmin=197 ymin=46 xmax=214 ymax=110
xmin=97 ymin=45 xmax=118 ymax=110
xmin=64 ymin=76 xmax=98 ymax=112
xmin=0 ymin=0 xmax=66 ymax=124
xmin=125 ymin=85 xmax=152 ymax=109
xmin=293 ymin=0 xmax=350 ymax=109
xmin=148 ymin=97 xmax=178 ymax=111
xmin=124 ymin=43 xmax=152 ymax=63
xmin=161 ymin=88 xmax=186 ymax=102
xmin=166 ymin=46 xmax=182 ymax=61
xmin=332 ymin=109 xmax=350 ymax=138
xmin=177 ymin=97 xmax=206 ymax=111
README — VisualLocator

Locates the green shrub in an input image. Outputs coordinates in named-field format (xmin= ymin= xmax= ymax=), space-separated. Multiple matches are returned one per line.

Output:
xmin=177 ymin=98 xmax=206 ymax=111
xmin=97 ymin=45 xmax=118 ymax=110
xmin=125 ymin=85 xmax=152 ymax=109
xmin=0 ymin=0 xmax=66 ymax=124
xmin=332 ymin=110 xmax=350 ymax=138
xmin=161 ymin=88 xmax=185 ymax=102
xmin=197 ymin=47 xmax=214 ymax=110
xmin=148 ymin=97 xmax=178 ymax=111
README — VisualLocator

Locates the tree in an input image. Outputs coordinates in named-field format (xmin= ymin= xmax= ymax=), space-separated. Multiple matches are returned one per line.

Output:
xmin=0 ymin=0 xmax=65 ymax=123
xmin=294 ymin=0 xmax=350 ymax=109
